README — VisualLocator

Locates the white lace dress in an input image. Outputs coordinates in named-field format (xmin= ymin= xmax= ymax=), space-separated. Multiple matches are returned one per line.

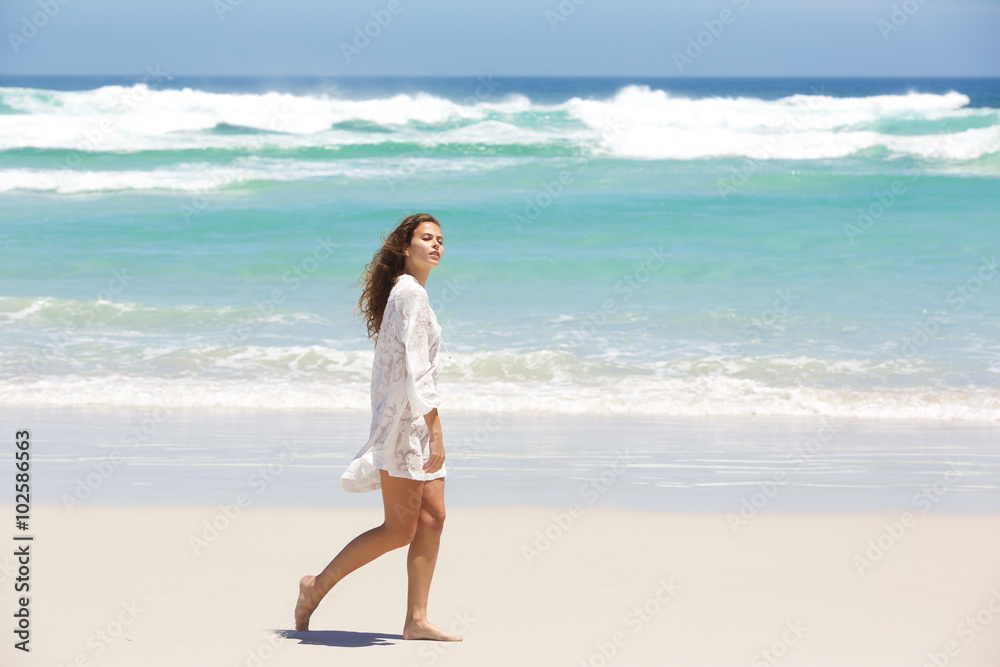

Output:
xmin=341 ymin=273 xmax=444 ymax=492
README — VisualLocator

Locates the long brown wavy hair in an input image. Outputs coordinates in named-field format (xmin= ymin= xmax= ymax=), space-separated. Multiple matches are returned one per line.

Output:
xmin=355 ymin=212 xmax=441 ymax=345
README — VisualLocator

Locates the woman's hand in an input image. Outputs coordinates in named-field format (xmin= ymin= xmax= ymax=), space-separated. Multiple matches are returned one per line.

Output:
xmin=423 ymin=407 xmax=445 ymax=474
xmin=424 ymin=436 xmax=445 ymax=474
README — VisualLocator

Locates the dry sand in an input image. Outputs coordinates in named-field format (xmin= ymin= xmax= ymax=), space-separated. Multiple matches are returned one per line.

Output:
xmin=4 ymin=503 xmax=1000 ymax=666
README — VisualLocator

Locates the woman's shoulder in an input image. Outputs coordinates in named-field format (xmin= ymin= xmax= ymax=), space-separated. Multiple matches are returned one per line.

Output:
xmin=387 ymin=275 xmax=431 ymax=320
xmin=390 ymin=273 xmax=428 ymax=300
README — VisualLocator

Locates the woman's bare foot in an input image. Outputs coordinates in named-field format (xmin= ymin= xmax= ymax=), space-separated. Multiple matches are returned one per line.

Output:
xmin=294 ymin=575 xmax=321 ymax=631
xmin=403 ymin=619 xmax=464 ymax=641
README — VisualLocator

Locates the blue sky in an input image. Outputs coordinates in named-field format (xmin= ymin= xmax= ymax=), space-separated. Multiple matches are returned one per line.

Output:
xmin=1 ymin=0 xmax=997 ymax=77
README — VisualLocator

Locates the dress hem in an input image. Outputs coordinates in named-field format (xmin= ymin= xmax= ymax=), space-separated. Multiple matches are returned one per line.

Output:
xmin=380 ymin=465 xmax=447 ymax=483
xmin=339 ymin=464 xmax=446 ymax=494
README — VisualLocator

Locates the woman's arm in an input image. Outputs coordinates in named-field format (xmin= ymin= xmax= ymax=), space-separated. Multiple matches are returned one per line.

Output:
xmin=395 ymin=285 xmax=445 ymax=473
xmin=399 ymin=288 xmax=441 ymax=419
xmin=422 ymin=407 xmax=445 ymax=474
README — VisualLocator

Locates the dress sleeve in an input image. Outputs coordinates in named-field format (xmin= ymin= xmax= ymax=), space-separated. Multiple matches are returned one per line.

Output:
xmin=397 ymin=284 xmax=441 ymax=418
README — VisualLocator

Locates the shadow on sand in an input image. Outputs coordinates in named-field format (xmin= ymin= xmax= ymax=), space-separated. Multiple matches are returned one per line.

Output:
xmin=270 ymin=629 xmax=403 ymax=648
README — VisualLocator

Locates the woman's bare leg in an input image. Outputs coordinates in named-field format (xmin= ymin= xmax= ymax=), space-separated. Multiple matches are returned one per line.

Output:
xmin=295 ymin=469 xmax=424 ymax=631
xmin=402 ymin=478 xmax=462 ymax=641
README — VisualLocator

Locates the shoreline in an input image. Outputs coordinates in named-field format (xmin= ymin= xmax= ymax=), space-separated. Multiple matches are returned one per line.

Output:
xmin=3 ymin=405 xmax=998 ymax=514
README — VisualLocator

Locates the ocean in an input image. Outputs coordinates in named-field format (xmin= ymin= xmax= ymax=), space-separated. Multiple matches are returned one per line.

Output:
xmin=1 ymin=75 xmax=999 ymax=421
xmin=3 ymin=78 xmax=996 ymax=667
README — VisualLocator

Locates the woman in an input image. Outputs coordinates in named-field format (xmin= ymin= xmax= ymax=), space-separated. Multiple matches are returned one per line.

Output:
xmin=294 ymin=212 xmax=461 ymax=642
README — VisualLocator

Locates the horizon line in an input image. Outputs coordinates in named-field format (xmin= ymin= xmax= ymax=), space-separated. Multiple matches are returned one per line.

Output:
xmin=2 ymin=73 xmax=999 ymax=80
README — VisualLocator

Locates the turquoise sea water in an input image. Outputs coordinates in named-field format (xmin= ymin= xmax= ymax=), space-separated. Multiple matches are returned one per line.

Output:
xmin=1 ymin=76 xmax=998 ymax=420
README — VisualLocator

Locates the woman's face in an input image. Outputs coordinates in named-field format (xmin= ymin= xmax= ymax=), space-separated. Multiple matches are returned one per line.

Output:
xmin=406 ymin=222 xmax=443 ymax=268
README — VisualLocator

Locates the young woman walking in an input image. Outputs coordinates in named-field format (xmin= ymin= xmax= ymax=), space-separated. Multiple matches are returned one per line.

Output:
xmin=294 ymin=212 xmax=461 ymax=642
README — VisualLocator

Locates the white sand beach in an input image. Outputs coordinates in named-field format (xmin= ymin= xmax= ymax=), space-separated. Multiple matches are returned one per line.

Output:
xmin=4 ymin=503 xmax=1000 ymax=666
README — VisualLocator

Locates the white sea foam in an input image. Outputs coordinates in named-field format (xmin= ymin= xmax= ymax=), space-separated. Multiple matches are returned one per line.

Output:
xmin=0 ymin=156 xmax=517 ymax=193
xmin=568 ymin=85 xmax=1000 ymax=160
xmin=0 ymin=83 xmax=996 ymax=163
xmin=0 ymin=295 xmax=327 ymax=331
xmin=1 ymin=338 xmax=997 ymax=421
xmin=0 ymin=84 xmax=529 ymax=131
xmin=3 ymin=292 xmax=994 ymax=420
xmin=0 ymin=296 xmax=50 ymax=321
xmin=0 ymin=84 xmax=541 ymax=152
xmin=1 ymin=372 xmax=997 ymax=421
